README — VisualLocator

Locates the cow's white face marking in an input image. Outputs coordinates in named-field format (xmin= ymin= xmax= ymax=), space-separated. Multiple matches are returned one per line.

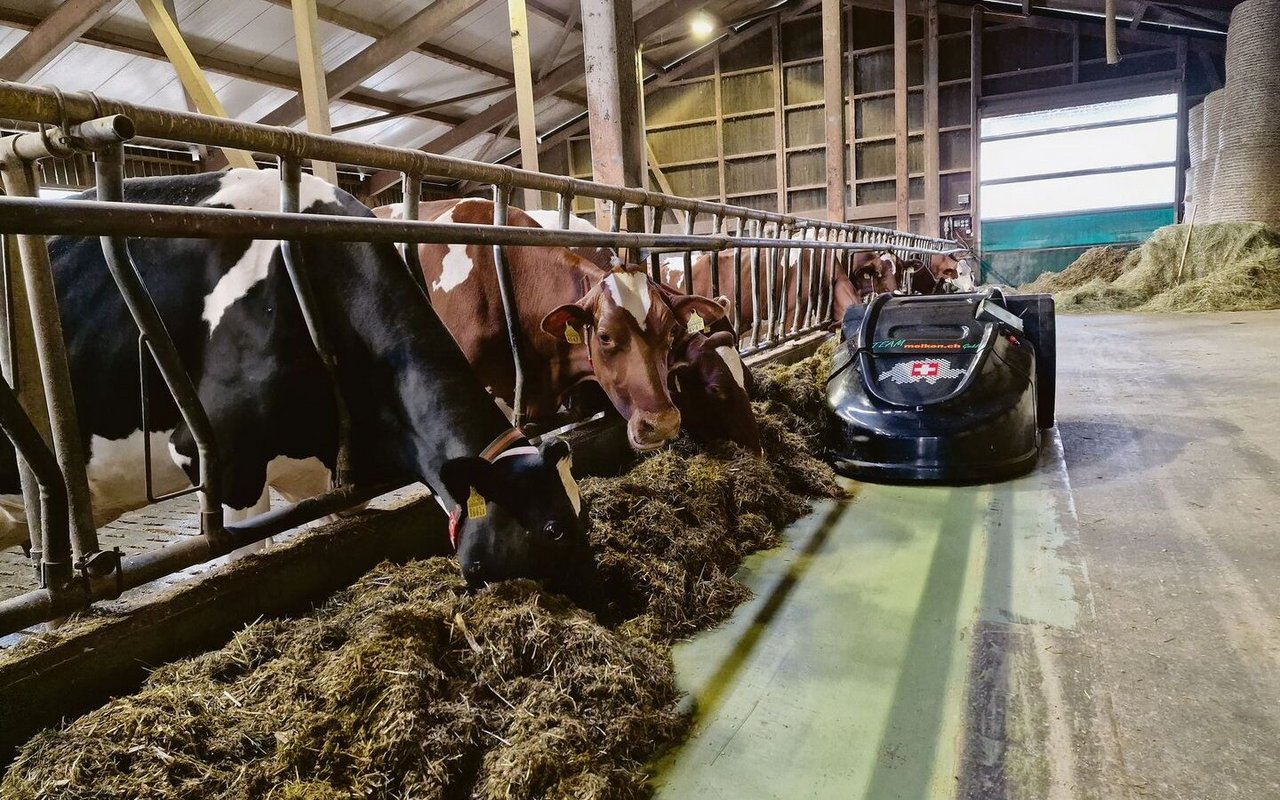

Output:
xmin=715 ymin=345 xmax=746 ymax=390
xmin=433 ymin=204 xmax=475 ymax=293
xmin=200 ymin=169 xmax=340 ymax=335
xmin=879 ymin=253 xmax=895 ymax=266
xmin=556 ymin=454 xmax=581 ymax=515
xmin=604 ymin=271 xmax=651 ymax=328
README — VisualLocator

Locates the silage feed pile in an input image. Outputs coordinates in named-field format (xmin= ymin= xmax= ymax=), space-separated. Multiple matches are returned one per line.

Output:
xmin=1021 ymin=222 xmax=1280 ymax=313
xmin=1 ymin=345 xmax=840 ymax=800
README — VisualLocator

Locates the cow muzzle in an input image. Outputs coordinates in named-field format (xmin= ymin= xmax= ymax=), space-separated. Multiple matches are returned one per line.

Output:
xmin=627 ymin=407 xmax=681 ymax=450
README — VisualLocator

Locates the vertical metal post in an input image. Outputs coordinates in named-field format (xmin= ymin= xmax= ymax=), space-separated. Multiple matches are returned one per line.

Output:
xmin=400 ymin=174 xmax=430 ymax=296
xmin=0 ymin=229 xmax=48 ymax=579
xmin=491 ymin=184 xmax=527 ymax=429
xmin=748 ymin=219 xmax=763 ymax=349
xmin=732 ymin=216 xmax=744 ymax=334
xmin=0 ymin=144 xmax=98 ymax=569
xmin=95 ymin=146 xmax=224 ymax=536
xmin=706 ymin=212 xmax=719 ymax=299
xmin=277 ymin=157 xmax=351 ymax=486
xmin=764 ymin=222 xmax=778 ymax=344
xmin=648 ymin=204 xmax=664 ymax=282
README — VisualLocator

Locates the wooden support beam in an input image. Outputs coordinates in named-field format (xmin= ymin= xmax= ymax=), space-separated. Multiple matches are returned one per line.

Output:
xmin=538 ymin=4 xmax=580 ymax=81
xmin=369 ymin=0 xmax=703 ymax=195
xmin=258 ymin=0 xmax=485 ymax=128
xmin=582 ymin=0 xmax=647 ymax=224
xmin=0 ymin=0 xmax=122 ymax=82
xmin=1104 ymin=0 xmax=1121 ymax=64
xmin=1174 ymin=35 xmax=1188 ymax=220
xmin=893 ymin=0 xmax=909 ymax=230
xmin=970 ymin=5 xmax=983 ymax=247
xmin=923 ymin=0 xmax=941 ymax=236
xmin=1130 ymin=2 xmax=1150 ymax=29
xmin=134 ymin=0 xmax=256 ymax=169
xmin=1197 ymin=50 xmax=1222 ymax=90
xmin=773 ymin=16 xmax=787 ymax=214
xmin=508 ymin=0 xmax=541 ymax=209
xmin=0 ymin=6 xmax=467 ymax=130
xmin=290 ymin=0 xmax=337 ymax=185
xmin=645 ymin=141 xmax=690 ymax=228
xmin=823 ymin=0 xmax=846 ymax=223
xmin=259 ymin=0 xmax=588 ymax=106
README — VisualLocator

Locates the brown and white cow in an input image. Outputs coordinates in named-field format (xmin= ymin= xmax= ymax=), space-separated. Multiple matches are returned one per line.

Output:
xmin=894 ymin=251 xmax=979 ymax=295
xmin=525 ymin=211 xmax=762 ymax=454
xmin=378 ymin=199 xmax=724 ymax=452
xmin=670 ymin=245 xmax=902 ymax=333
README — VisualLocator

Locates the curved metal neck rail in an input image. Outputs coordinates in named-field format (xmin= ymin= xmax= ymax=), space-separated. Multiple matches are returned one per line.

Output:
xmin=0 ymin=81 xmax=954 ymax=254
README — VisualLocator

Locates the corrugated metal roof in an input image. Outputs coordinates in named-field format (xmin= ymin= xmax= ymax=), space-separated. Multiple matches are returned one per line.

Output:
xmin=0 ymin=0 xmax=794 ymax=168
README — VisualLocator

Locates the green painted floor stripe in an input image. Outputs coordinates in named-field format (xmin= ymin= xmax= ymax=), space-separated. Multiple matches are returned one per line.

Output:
xmin=652 ymin=431 xmax=1080 ymax=799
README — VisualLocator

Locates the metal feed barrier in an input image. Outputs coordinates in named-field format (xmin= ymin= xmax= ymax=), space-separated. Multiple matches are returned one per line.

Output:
xmin=0 ymin=81 xmax=957 ymax=635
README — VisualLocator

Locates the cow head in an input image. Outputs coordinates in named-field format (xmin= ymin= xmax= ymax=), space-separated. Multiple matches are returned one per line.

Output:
xmin=669 ymin=328 xmax=761 ymax=455
xmin=441 ymin=437 xmax=597 ymax=595
xmin=541 ymin=266 xmax=726 ymax=451
xmin=850 ymin=251 xmax=900 ymax=298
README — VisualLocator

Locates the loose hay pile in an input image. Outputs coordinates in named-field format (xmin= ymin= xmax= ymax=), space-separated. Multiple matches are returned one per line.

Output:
xmin=2 ymin=344 xmax=841 ymax=800
xmin=1021 ymin=223 xmax=1280 ymax=313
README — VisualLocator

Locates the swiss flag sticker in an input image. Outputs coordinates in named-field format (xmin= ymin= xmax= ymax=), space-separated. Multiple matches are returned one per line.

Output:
xmin=910 ymin=361 xmax=940 ymax=379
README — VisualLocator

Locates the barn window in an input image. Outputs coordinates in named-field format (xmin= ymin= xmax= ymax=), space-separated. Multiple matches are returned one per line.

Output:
xmin=978 ymin=93 xmax=1179 ymax=220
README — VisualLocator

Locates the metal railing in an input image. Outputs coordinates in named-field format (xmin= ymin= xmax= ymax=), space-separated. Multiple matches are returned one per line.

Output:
xmin=0 ymin=81 xmax=957 ymax=634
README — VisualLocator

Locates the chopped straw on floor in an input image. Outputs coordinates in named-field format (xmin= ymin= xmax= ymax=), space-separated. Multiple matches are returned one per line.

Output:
xmin=2 ymin=342 xmax=842 ymax=800
xmin=1020 ymin=223 xmax=1280 ymax=313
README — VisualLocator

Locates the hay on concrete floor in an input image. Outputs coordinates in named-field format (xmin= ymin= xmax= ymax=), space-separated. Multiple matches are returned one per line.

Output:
xmin=1020 ymin=246 xmax=1135 ymax=295
xmin=1022 ymin=223 xmax=1280 ymax=313
xmin=2 ymin=345 xmax=842 ymax=800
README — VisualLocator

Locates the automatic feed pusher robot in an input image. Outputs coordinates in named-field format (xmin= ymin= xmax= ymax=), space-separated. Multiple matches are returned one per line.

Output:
xmin=824 ymin=289 xmax=1056 ymax=483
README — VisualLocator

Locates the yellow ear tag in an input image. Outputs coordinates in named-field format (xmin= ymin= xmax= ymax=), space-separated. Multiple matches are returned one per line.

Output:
xmin=466 ymin=488 xmax=488 ymax=519
xmin=564 ymin=325 xmax=582 ymax=345
xmin=686 ymin=311 xmax=706 ymax=335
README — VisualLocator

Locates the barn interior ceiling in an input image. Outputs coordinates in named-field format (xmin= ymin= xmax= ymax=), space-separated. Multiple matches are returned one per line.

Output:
xmin=0 ymin=0 xmax=1231 ymax=179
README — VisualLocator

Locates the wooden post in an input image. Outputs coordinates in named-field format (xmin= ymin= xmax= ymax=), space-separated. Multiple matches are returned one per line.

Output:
xmin=581 ymin=0 xmax=647 ymax=227
xmin=774 ymin=16 xmax=787 ymax=214
xmin=823 ymin=0 xmax=846 ymax=223
xmin=135 ymin=0 xmax=256 ymax=169
xmin=290 ymin=0 xmax=338 ymax=185
xmin=846 ymin=2 xmax=857 ymax=209
xmin=970 ymin=5 xmax=983 ymax=248
xmin=923 ymin=0 xmax=940 ymax=236
xmin=893 ymin=0 xmax=908 ymax=230
xmin=1104 ymin=0 xmax=1119 ymax=65
xmin=1174 ymin=35 xmax=1189 ymax=221
xmin=508 ymin=0 xmax=541 ymax=209
xmin=0 ymin=0 xmax=121 ymax=82
xmin=714 ymin=48 xmax=726 ymax=203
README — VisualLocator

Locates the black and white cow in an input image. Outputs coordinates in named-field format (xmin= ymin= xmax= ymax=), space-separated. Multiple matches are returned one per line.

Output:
xmin=0 ymin=169 xmax=592 ymax=592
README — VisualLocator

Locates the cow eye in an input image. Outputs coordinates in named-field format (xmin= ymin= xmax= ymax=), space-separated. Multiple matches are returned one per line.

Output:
xmin=598 ymin=332 xmax=613 ymax=346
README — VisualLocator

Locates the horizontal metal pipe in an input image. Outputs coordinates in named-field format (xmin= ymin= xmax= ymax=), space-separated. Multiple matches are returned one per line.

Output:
xmin=0 ymin=82 xmax=954 ymax=251
xmin=0 ymin=481 xmax=404 ymax=637
xmin=0 ymin=196 xmax=959 ymax=256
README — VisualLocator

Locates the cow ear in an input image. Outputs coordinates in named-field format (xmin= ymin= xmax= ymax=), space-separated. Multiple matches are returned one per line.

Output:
xmin=440 ymin=457 xmax=492 ymax=505
xmin=713 ymin=295 xmax=732 ymax=312
xmin=541 ymin=303 xmax=594 ymax=342
xmin=668 ymin=294 xmax=727 ymax=326
xmin=538 ymin=436 xmax=571 ymax=464
xmin=705 ymin=330 xmax=737 ymax=350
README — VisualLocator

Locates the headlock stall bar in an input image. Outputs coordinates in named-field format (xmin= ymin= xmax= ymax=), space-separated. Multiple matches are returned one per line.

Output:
xmin=0 ymin=81 xmax=958 ymax=635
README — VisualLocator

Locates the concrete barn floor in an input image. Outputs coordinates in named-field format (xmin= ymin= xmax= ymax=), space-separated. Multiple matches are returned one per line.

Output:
xmin=653 ymin=310 xmax=1280 ymax=799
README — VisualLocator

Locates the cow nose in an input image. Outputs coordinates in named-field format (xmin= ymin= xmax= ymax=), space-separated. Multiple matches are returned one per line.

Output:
xmin=629 ymin=407 xmax=681 ymax=448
